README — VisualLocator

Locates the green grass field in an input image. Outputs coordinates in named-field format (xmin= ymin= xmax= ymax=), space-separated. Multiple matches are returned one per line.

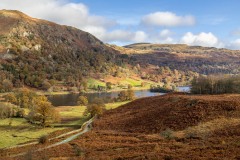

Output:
xmin=105 ymin=101 xmax=129 ymax=110
xmin=124 ymin=78 xmax=142 ymax=86
xmin=119 ymin=78 xmax=155 ymax=89
xmin=57 ymin=106 xmax=87 ymax=118
xmin=0 ymin=101 xmax=129 ymax=148
xmin=87 ymin=78 xmax=105 ymax=87
xmin=0 ymin=118 xmax=61 ymax=148
xmin=0 ymin=106 xmax=88 ymax=148
xmin=88 ymin=78 xmax=155 ymax=90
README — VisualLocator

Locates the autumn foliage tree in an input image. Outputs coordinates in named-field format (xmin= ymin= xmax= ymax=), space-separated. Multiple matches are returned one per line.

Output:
xmin=106 ymin=82 xmax=112 ymax=90
xmin=77 ymin=96 xmax=88 ymax=106
xmin=4 ymin=93 xmax=17 ymax=104
xmin=42 ymin=80 xmax=52 ymax=91
xmin=3 ymin=89 xmax=59 ymax=126
xmin=0 ymin=79 xmax=13 ymax=92
xmin=117 ymin=89 xmax=135 ymax=102
xmin=86 ymin=98 xmax=105 ymax=117
xmin=0 ymin=102 xmax=25 ymax=119
xmin=191 ymin=75 xmax=240 ymax=94
xmin=3 ymin=88 xmax=37 ymax=108
xmin=28 ymin=96 xmax=59 ymax=127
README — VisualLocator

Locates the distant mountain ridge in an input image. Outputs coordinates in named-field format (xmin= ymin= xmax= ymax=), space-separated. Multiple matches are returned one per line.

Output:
xmin=113 ymin=43 xmax=240 ymax=74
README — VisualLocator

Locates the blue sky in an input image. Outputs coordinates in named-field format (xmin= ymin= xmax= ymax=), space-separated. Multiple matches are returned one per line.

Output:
xmin=1 ymin=0 xmax=240 ymax=49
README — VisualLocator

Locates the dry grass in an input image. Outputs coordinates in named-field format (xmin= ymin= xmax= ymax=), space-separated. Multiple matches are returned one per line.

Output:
xmin=3 ymin=94 xmax=240 ymax=159
xmin=56 ymin=106 xmax=86 ymax=118
xmin=176 ymin=117 xmax=240 ymax=139
xmin=94 ymin=93 xmax=240 ymax=134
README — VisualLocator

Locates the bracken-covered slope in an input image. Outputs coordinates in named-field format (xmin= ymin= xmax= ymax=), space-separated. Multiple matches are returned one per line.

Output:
xmin=94 ymin=93 xmax=240 ymax=133
xmin=3 ymin=93 xmax=240 ymax=160
xmin=0 ymin=10 xmax=128 ymax=89
xmin=121 ymin=43 xmax=240 ymax=75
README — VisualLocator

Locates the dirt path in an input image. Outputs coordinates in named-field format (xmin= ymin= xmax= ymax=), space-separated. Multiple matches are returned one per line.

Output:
xmin=43 ymin=118 xmax=93 ymax=149
xmin=9 ymin=118 xmax=94 ymax=158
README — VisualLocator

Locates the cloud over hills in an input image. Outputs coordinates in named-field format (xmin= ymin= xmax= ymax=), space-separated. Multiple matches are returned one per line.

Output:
xmin=180 ymin=32 xmax=224 ymax=48
xmin=0 ymin=0 xmax=239 ymax=49
xmin=141 ymin=12 xmax=195 ymax=27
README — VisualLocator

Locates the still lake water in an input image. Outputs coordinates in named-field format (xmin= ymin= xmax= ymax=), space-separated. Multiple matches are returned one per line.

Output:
xmin=48 ymin=86 xmax=190 ymax=106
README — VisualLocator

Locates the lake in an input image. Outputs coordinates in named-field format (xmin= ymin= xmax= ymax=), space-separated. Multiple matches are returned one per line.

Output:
xmin=48 ymin=86 xmax=190 ymax=106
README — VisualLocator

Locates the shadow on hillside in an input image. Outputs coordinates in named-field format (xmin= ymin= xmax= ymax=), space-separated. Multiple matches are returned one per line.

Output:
xmin=0 ymin=117 xmax=88 ymax=131
xmin=53 ymin=124 xmax=81 ymax=128
xmin=0 ymin=125 xmax=29 ymax=131
xmin=0 ymin=123 xmax=81 ymax=131
xmin=54 ymin=117 xmax=88 ymax=129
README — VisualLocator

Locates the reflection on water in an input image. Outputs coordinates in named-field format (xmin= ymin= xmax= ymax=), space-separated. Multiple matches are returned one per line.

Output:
xmin=48 ymin=86 xmax=190 ymax=106
xmin=48 ymin=90 xmax=164 ymax=106
xmin=178 ymin=86 xmax=190 ymax=92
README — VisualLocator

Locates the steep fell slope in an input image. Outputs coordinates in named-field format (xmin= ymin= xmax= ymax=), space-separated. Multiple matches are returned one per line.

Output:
xmin=0 ymin=10 xmax=128 ymax=89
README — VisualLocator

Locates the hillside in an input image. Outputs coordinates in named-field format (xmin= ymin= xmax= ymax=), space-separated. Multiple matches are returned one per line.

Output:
xmin=0 ymin=10 xmax=131 ymax=90
xmin=112 ymin=43 xmax=240 ymax=75
xmin=94 ymin=93 xmax=240 ymax=133
xmin=3 ymin=93 xmax=240 ymax=159
xmin=1 ymin=10 xmax=239 ymax=92
xmin=0 ymin=10 xmax=200 ymax=92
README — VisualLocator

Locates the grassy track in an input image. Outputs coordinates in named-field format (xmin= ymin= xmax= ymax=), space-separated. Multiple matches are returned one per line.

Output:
xmin=0 ymin=101 xmax=130 ymax=148
xmin=0 ymin=118 xmax=61 ymax=148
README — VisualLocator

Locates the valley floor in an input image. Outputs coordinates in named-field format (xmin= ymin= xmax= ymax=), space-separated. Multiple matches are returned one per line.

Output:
xmin=2 ymin=93 xmax=240 ymax=159
xmin=0 ymin=102 xmax=127 ymax=149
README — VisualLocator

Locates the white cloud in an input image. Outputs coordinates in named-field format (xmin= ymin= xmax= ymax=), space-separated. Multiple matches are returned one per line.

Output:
xmin=132 ymin=31 xmax=148 ymax=42
xmin=180 ymin=32 xmax=224 ymax=48
xmin=159 ymin=29 xmax=173 ymax=38
xmin=1 ymin=1 xmax=231 ymax=48
xmin=82 ymin=26 xmax=107 ymax=40
xmin=149 ymin=29 xmax=175 ymax=44
xmin=103 ymin=30 xmax=132 ymax=42
xmin=155 ymin=37 xmax=174 ymax=44
xmin=101 ymin=30 xmax=148 ymax=43
xmin=0 ymin=0 xmax=116 ymax=38
xmin=228 ymin=39 xmax=240 ymax=50
xmin=141 ymin=12 xmax=195 ymax=27
xmin=0 ymin=0 xmax=149 ymax=44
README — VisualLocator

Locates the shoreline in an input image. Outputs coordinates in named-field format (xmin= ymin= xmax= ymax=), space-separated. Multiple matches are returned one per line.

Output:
xmin=1 ymin=86 xmax=190 ymax=97
xmin=42 ymin=86 xmax=151 ymax=96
